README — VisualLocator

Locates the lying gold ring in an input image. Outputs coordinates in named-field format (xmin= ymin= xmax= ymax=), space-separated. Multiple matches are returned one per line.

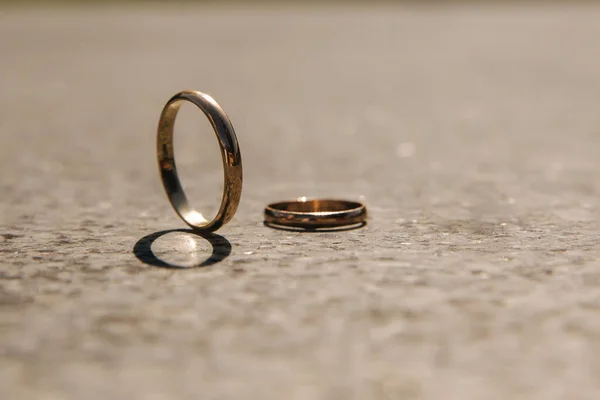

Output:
xmin=264 ymin=198 xmax=367 ymax=229
xmin=157 ymin=90 xmax=242 ymax=232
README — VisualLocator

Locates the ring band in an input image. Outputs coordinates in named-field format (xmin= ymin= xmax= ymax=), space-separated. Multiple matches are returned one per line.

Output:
xmin=157 ymin=90 xmax=242 ymax=232
xmin=264 ymin=198 xmax=367 ymax=229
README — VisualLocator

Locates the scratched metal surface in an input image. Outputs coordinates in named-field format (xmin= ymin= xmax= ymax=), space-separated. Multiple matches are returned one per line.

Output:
xmin=1 ymin=5 xmax=600 ymax=399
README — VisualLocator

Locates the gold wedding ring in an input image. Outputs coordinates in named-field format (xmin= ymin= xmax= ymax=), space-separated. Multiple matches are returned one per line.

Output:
xmin=264 ymin=198 xmax=367 ymax=229
xmin=157 ymin=90 xmax=242 ymax=232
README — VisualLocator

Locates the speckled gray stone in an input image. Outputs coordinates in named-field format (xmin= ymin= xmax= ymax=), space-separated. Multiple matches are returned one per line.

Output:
xmin=1 ymin=5 xmax=600 ymax=400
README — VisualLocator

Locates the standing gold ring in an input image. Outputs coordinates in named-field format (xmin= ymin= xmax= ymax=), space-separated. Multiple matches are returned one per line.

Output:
xmin=157 ymin=90 xmax=242 ymax=232
xmin=264 ymin=198 xmax=367 ymax=229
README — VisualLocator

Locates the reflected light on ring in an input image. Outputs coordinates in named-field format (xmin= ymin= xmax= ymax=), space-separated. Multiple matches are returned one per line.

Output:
xmin=186 ymin=210 xmax=209 ymax=226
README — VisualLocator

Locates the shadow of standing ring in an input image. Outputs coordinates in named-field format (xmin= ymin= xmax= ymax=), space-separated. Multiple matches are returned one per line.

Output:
xmin=133 ymin=229 xmax=232 ymax=269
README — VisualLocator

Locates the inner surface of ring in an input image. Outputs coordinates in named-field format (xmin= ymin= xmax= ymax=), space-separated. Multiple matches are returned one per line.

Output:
xmin=272 ymin=200 xmax=361 ymax=213
xmin=172 ymin=101 xmax=224 ymax=224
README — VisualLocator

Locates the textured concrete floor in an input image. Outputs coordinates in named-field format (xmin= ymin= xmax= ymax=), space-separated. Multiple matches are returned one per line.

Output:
xmin=1 ymin=4 xmax=600 ymax=399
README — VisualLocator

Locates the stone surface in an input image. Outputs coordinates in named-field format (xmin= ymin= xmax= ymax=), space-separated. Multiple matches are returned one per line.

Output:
xmin=1 ymin=4 xmax=600 ymax=399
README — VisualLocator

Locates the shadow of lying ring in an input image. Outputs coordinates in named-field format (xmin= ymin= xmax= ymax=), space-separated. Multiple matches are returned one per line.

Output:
xmin=263 ymin=221 xmax=366 ymax=233
xmin=133 ymin=229 xmax=231 ymax=269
